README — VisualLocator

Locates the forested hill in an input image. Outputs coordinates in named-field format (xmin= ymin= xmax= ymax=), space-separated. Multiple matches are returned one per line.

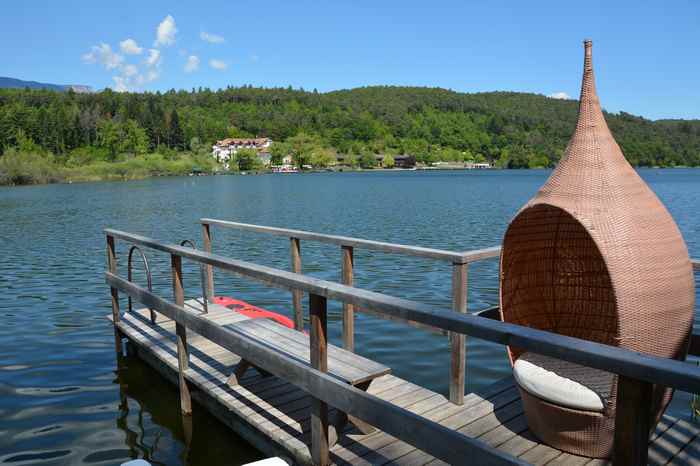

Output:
xmin=1 ymin=85 xmax=699 ymax=168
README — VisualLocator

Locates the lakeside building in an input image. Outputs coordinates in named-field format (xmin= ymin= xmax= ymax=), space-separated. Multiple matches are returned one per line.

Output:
xmin=465 ymin=161 xmax=491 ymax=169
xmin=335 ymin=154 xmax=417 ymax=168
xmin=271 ymin=155 xmax=296 ymax=172
xmin=212 ymin=138 xmax=272 ymax=169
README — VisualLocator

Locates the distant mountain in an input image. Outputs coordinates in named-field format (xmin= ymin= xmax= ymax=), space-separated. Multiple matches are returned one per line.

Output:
xmin=0 ymin=77 xmax=93 ymax=93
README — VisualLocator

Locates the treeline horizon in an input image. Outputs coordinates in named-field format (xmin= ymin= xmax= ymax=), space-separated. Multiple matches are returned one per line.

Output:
xmin=1 ymin=85 xmax=699 ymax=173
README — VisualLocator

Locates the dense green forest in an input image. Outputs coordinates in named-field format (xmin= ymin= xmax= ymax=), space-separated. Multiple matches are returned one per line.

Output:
xmin=1 ymin=85 xmax=699 ymax=184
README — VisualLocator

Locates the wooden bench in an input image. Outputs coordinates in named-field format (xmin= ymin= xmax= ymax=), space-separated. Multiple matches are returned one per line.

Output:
xmin=224 ymin=317 xmax=391 ymax=444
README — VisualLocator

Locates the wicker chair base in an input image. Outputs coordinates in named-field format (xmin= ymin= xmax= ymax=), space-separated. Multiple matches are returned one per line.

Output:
xmin=518 ymin=385 xmax=616 ymax=458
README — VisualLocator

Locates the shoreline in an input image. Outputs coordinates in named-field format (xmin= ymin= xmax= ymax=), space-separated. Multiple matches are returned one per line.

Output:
xmin=2 ymin=165 xmax=697 ymax=188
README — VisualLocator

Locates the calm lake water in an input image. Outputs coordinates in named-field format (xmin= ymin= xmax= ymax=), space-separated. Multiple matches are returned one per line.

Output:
xmin=1 ymin=169 xmax=698 ymax=465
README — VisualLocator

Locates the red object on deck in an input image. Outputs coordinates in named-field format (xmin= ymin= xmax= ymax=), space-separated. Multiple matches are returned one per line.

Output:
xmin=213 ymin=296 xmax=295 ymax=329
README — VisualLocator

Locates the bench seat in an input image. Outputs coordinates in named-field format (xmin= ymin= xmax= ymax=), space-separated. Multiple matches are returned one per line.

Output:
xmin=225 ymin=317 xmax=391 ymax=385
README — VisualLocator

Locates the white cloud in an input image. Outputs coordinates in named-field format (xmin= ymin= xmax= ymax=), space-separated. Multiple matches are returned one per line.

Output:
xmin=82 ymin=43 xmax=124 ymax=70
xmin=145 ymin=49 xmax=161 ymax=67
xmin=548 ymin=92 xmax=571 ymax=100
xmin=112 ymin=76 xmax=129 ymax=92
xmin=85 ymin=16 xmax=178 ymax=92
xmin=145 ymin=69 xmax=160 ymax=83
xmin=119 ymin=38 xmax=143 ymax=55
xmin=209 ymin=59 xmax=228 ymax=70
xmin=155 ymin=15 xmax=177 ymax=46
xmin=110 ymin=62 xmax=160 ymax=92
xmin=200 ymin=31 xmax=225 ymax=44
xmin=122 ymin=64 xmax=139 ymax=77
xmin=184 ymin=55 xmax=200 ymax=73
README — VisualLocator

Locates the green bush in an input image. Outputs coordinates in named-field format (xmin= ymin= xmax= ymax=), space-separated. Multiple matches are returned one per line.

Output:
xmin=0 ymin=148 xmax=62 ymax=185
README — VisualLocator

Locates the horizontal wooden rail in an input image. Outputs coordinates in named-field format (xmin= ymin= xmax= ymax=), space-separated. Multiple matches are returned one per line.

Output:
xmin=200 ymin=218 xmax=501 ymax=264
xmin=200 ymin=218 xmax=501 ymax=405
xmin=476 ymin=305 xmax=700 ymax=358
xmin=105 ymin=228 xmax=700 ymax=394
xmin=107 ymin=272 xmax=523 ymax=466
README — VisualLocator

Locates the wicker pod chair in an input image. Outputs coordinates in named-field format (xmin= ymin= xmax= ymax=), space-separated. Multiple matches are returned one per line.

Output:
xmin=499 ymin=40 xmax=695 ymax=458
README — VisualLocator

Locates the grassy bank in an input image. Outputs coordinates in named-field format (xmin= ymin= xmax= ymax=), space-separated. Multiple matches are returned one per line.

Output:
xmin=0 ymin=148 xmax=218 ymax=186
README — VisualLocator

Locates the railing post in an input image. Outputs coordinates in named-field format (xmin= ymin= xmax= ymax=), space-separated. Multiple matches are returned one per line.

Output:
xmin=290 ymin=237 xmax=304 ymax=331
xmin=341 ymin=245 xmax=354 ymax=352
xmin=171 ymin=253 xmax=192 ymax=416
xmin=613 ymin=376 xmax=652 ymax=465
xmin=107 ymin=235 xmax=120 ymax=323
xmin=201 ymin=222 xmax=215 ymax=300
xmin=449 ymin=262 xmax=468 ymax=405
xmin=107 ymin=235 xmax=123 ymax=355
xmin=310 ymin=293 xmax=329 ymax=466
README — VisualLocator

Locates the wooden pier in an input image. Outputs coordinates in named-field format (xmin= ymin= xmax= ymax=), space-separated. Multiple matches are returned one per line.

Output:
xmin=106 ymin=221 xmax=700 ymax=465
xmin=114 ymin=301 xmax=700 ymax=465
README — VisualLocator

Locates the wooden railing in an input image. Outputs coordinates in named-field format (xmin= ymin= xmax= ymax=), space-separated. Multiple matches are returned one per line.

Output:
xmin=200 ymin=218 xmax=501 ymax=405
xmin=106 ymin=228 xmax=700 ymax=466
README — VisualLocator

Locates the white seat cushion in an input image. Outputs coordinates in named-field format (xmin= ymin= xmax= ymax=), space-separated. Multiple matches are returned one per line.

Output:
xmin=513 ymin=356 xmax=606 ymax=412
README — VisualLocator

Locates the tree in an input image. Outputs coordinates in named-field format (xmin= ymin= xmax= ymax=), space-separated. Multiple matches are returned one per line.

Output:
xmin=310 ymin=147 xmax=336 ymax=168
xmin=168 ymin=109 xmax=185 ymax=150
xmin=121 ymin=120 xmax=149 ymax=155
xmin=15 ymin=129 xmax=41 ymax=153
xmin=359 ymin=150 xmax=377 ymax=169
xmin=527 ymin=152 xmax=550 ymax=169
xmin=269 ymin=141 xmax=291 ymax=165
xmin=287 ymin=132 xmax=318 ymax=169
xmin=96 ymin=119 xmax=122 ymax=161
xmin=236 ymin=148 xmax=261 ymax=171
xmin=0 ymin=85 xmax=698 ymax=173
xmin=345 ymin=153 xmax=359 ymax=168
xmin=382 ymin=154 xmax=395 ymax=168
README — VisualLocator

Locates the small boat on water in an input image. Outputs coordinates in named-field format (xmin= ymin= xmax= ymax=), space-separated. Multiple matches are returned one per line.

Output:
xmin=271 ymin=165 xmax=299 ymax=173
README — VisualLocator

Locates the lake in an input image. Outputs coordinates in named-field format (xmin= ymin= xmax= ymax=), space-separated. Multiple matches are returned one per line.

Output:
xmin=1 ymin=169 xmax=698 ymax=465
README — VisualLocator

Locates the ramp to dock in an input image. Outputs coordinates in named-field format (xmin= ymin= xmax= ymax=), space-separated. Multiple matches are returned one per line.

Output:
xmin=111 ymin=300 xmax=700 ymax=465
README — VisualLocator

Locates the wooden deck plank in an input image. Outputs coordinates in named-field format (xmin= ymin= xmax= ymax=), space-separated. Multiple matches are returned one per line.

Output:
xmin=367 ymin=396 xmax=450 ymax=465
xmin=519 ymin=443 xmax=563 ymax=465
xmin=671 ymin=429 xmax=700 ymax=465
xmin=372 ymin=386 xmax=523 ymax=466
xmin=649 ymin=418 xmax=700 ymax=466
xmin=113 ymin=303 xmax=700 ymax=466
xmin=497 ymin=428 xmax=539 ymax=459
xmin=545 ymin=452 xmax=591 ymax=466
xmin=328 ymin=388 xmax=440 ymax=466
xmin=479 ymin=413 xmax=529 ymax=448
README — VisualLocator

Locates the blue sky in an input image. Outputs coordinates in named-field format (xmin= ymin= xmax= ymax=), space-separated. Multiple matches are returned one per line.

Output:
xmin=1 ymin=1 xmax=698 ymax=120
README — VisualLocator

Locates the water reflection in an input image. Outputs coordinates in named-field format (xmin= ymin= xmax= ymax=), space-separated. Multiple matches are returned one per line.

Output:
xmin=113 ymin=349 xmax=262 ymax=466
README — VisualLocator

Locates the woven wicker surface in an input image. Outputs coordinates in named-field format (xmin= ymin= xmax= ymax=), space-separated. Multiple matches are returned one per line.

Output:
xmin=499 ymin=40 xmax=696 ymax=457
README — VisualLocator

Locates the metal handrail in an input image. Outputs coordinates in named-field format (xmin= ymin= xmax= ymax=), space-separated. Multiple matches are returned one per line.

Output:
xmin=180 ymin=239 xmax=209 ymax=314
xmin=127 ymin=245 xmax=155 ymax=323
